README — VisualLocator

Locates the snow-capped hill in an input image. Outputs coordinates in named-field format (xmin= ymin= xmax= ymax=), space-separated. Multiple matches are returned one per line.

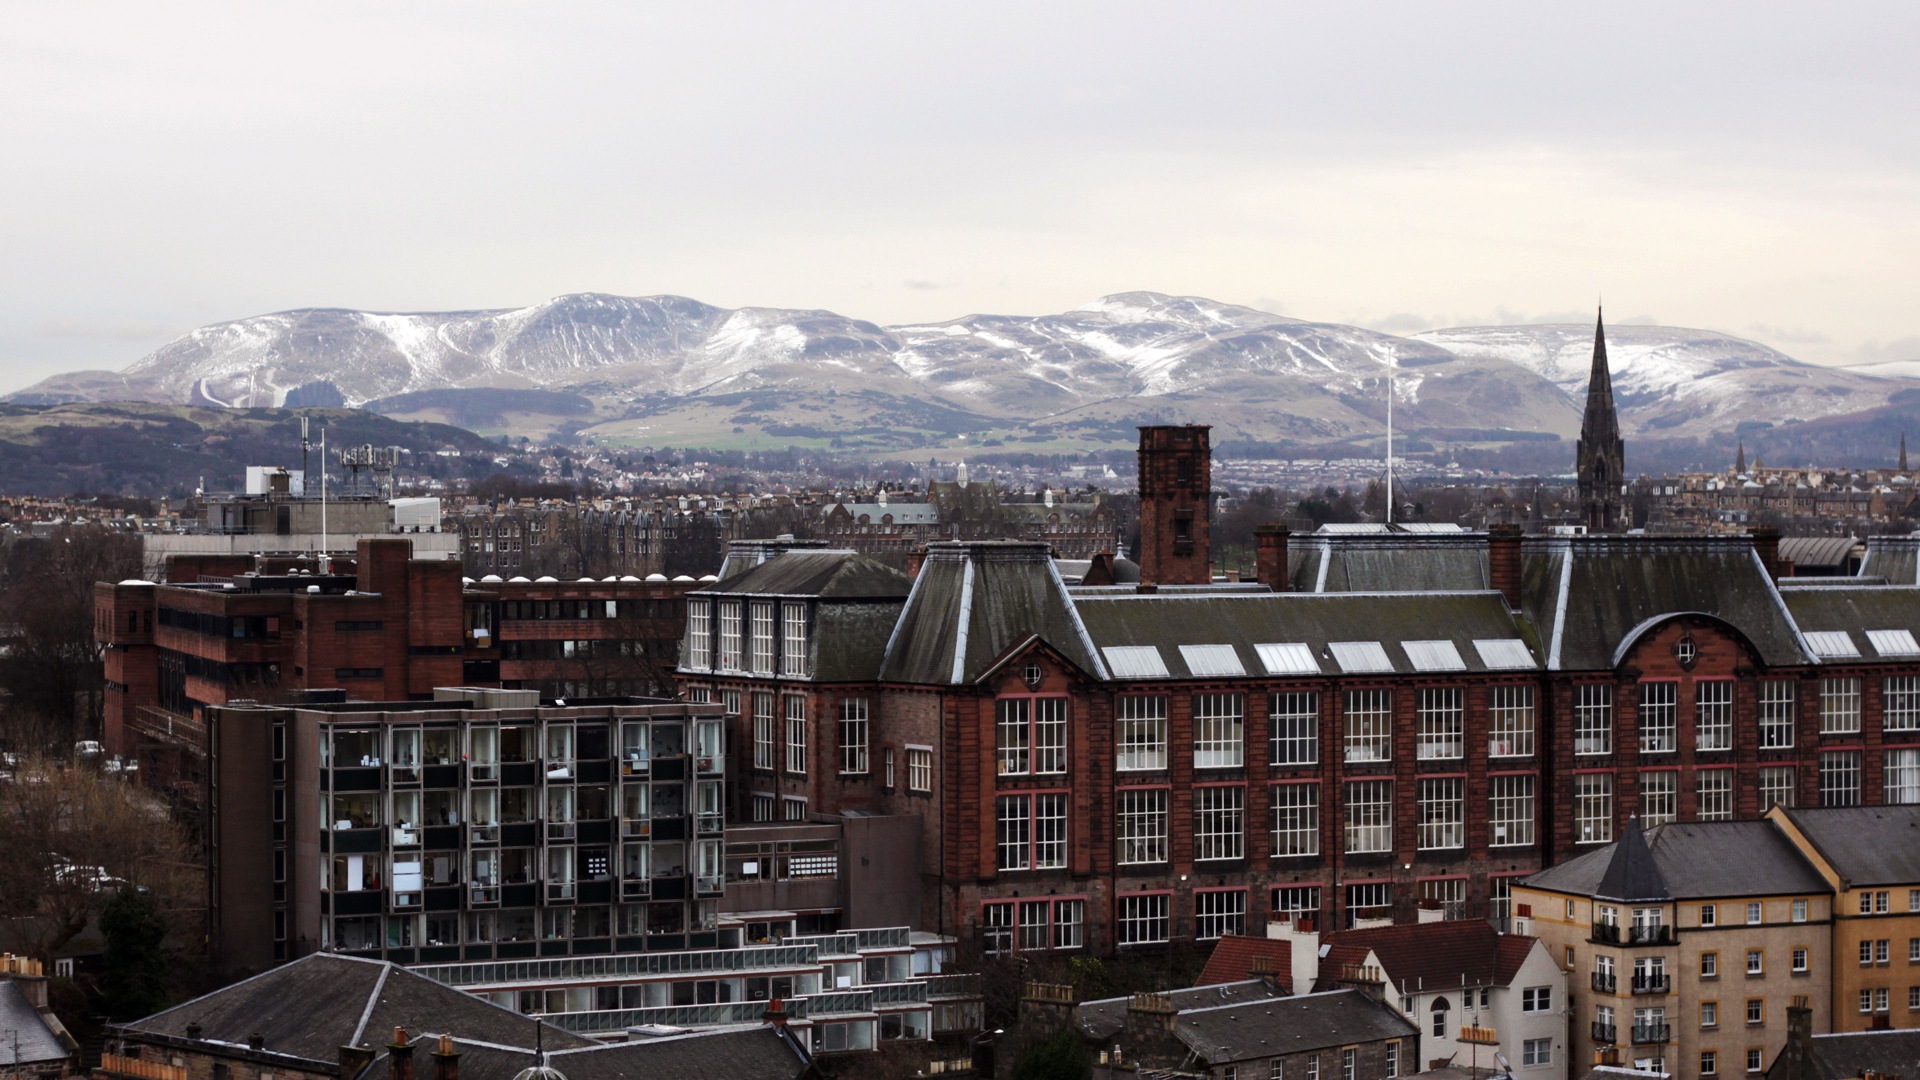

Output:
xmin=1839 ymin=360 xmax=1920 ymax=381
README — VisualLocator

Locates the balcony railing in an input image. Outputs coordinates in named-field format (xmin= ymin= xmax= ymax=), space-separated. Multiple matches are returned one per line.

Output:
xmin=1591 ymin=923 xmax=1674 ymax=946
xmin=1631 ymin=974 xmax=1671 ymax=995
xmin=1630 ymin=1023 xmax=1671 ymax=1045
xmin=1590 ymin=972 xmax=1616 ymax=993
xmin=1590 ymin=1022 xmax=1616 ymax=1044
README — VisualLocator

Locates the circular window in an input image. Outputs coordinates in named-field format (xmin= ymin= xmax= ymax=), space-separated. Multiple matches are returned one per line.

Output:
xmin=1675 ymin=634 xmax=1698 ymax=667
xmin=1023 ymin=661 xmax=1045 ymax=690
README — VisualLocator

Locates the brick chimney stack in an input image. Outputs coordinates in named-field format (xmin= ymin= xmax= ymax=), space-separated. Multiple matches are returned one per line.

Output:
xmin=762 ymin=997 xmax=789 ymax=1029
xmin=388 ymin=1028 xmax=414 ymax=1080
xmin=905 ymin=545 xmax=928 ymax=579
xmin=1255 ymin=525 xmax=1290 ymax=591
xmin=431 ymin=1034 xmax=460 ymax=1080
xmin=1136 ymin=425 xmax=1212 ymax=586
xmin=1488 ymin=524 xmax=1523 ymax=608
xmin=1750 ymin=526 xmax=1786 ymax=580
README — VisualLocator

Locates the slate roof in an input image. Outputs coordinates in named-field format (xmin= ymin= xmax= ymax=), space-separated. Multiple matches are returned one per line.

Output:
xmin=1288 ymin=535 xmax=1490 ymax=594
xmin=1858 ymin=536 xmax=1920 ymax=586
xmin=810 ymin=602 xmax=907 ymax=682
xmin=553 ymin=1026 xmax=814 ymax=1080
xmin=1778 ymin=805 xmax=1920 ymax=886
xmin=1173 ymin=989 xmax=1418 ymax=1066
xmin=696 ymin=550 xmax=912 ymax=599
xmin=1520 ymin=535 xmax=1810 ymax=671
xmin=1595 ymin=817 xmax=1669 ymax=902
xmin=1523 ymin=821 xmax=1827 ymax=900
xmin=1778 ymin=536 xmax=1860 ymax=573
xmin=1320 ymin=921 xmax=1537 ymax=993
xmin=1778 ymin=586 xmax=1920 ymax=661
xmin=1788 ymin=1029 xmax=1920 ymax=1080
xmin=878 ymin=542 xmax=1104 ymax=685
xmin=1196 ymin=936 xmax=1293 ymax=991
xmin=1073 ymin=591 xmax=1537 ymax=679
xmin=0 ymin=981 xmax=71 ymax=1067
xmin=119 ymin=954 xmax=590 ymax=1065
xmin=1076 ymin=980 xmax=1286 ymax=1041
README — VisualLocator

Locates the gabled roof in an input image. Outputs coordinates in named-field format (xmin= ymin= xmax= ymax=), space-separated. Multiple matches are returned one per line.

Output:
xmin=118 ymin=954 xmax=590 ymax=1065
xmin=878 ymin=542 xmax=1103 ymax=685
xmin=1778 ymin=586 xmax=1920 ymax=662
xmin=1596 ymin=816 xmax=1670 ymax=902
xmin=1779 ymin=805 xmax=1920 ymax=886
xmin=355 ymin=1026 xmax=816 ymax=1080
xmin=1075 ymin=980 xmax=1285 ymax=1041
xmin=1322 ymin=920 xmax=1536 ymax=993
xmin=0 ymin=981 xmax=72 ymax=1066
xmin=1288 ymin=534 xmax=1489 ymax=594
xmin=1195 ymin=936 xmax=1292 ymax=991
xmin=1520 ymin=535 xmax=1809 ymax=671
xmin=696 ymin=550 xmax=912 ymax=599
xmin=1858 ymin=536 xmax=1920 ymax=586
xmin=1173 ymin=989 xmax=1417 ymax=1066
xmin=1524 ymin=820 xmax=1827 ymax=900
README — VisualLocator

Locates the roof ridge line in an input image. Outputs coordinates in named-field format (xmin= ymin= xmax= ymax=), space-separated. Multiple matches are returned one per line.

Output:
xmin=351 ymin=964 xmax=392 ymax=1048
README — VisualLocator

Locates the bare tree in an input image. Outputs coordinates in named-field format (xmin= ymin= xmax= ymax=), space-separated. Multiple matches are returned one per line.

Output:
xmin=0 ymin=527 xmax=143 ymax=748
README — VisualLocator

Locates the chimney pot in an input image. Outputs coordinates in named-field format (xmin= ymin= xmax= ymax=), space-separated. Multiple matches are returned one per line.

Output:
xmin=431 ymin=1036 xmax=461 ymax=1080
xmin=1488 ymin=524 xmax=1523 ymax=608
xmin=185 ymin=1023 xmax=203 ymax=1040
xmin=248 ymin=1033 xmax=265 ymax=1051
xmin=1255 ymin=525 xmax=1290 ymax=591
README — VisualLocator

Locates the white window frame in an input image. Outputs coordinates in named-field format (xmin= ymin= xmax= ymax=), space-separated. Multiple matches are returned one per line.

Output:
xmin=1641 ymin=770 xmax=1678 ymax=827
xmin=1344 ymin=689 xmax=1393 ymax=763
xmin=1887 ymin=675 xmax=1920 ymax=731
xmin=1758 ymin=765 xmax=1796 ymax=810
xmin=838 ymin=698 xmax=869 ymax=775
xmin=1697 ymin=768 xmax=1733 ymax=821
xmin=1416 ymin=777 xmax=1465 ymax=850
xmin=1416 ymin=687 xmax=1464 ymax=760
xmin=1194 ymin=785 xmax=1245 ymax=861
xmin=1575 ymin=684 xmax=1613 ymax=755
xmin=907 ymin=746 xmax=933 ymax=793
xmin=1271 ymin=782 xmax=1320 ymax=857
xmin=1575 ymin=773 xmax=1614 ymax=844
xmin=1820 ymin=750 xmax=1862 ymax=807
xmin=686 ymin=602 xmax=710 ymax=670
xmin=1117 ymin=788 xmax=1169 ymax=865
xmin=1193 ymin=693 xmax=1245 ymax=769
xmin=1344 ymin=779 xmax=1393 ymax=854
xmin=780 ymin=601 xmax=810 ymax=677
xmin=752 ymin=691 xmax=775 ymax=771
xmin=1639 ymin=681 xmax=1678 ymax=753
xmin=1194 ymin=889 xmax=1247 ymax=941
xmin=1696 ymin=679 xmax=1733 ymax=751
xmin=1489 ymin=773 xmax=1535 ymax=847
xmin=1117 ymin=893 xmax=1170 ymax=945
xmin=1820 ymin=676 xmax=1861 ymax=734
xmin=1270 ymin=690 xmax=1319 ymax=765
xmin=1887 ymin=747 xmax=1920 ymax=804
xmin=1489 ymin=684 xmax=1535 ymax=757
xmin=1758 ymin=680 xmax=1796 ymax=749
xmin=1116 ymin=695 xmax=1169 ymax=772
xmin=749 ymin=601 xmax=776 ymax=676
xmin=783 ymin=694 xmax=807 ymax=775
xmin=717 ymin=600 xmax=742 ymax=672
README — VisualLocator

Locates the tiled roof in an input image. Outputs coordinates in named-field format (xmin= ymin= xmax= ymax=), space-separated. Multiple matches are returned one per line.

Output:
xmin=1780 ymin=805 xmax=1920 ymax=886
xmin=1075 ymin=980 xmax=1285 ymax=1041
xmin=1779 ymin=586 xmax=1920 ymax=661
xmin=1196 ymin=936 xmax=1292 ymax=991
xmin=1596 ymin=816 xmax=1670 ymax=902
xmin=696 ymin=550 xmax=912 ymax=599
xmin=1798 ymin=1028 xmax=1920 ymax=1079
xmin=0 ymin=981 xmax=70 ymax=1066
xmin=1322 ymin=920 xmax=1531 ymax=992
xmin=1288 ymin=535 xmax=1489 ymax=594
xmin=1524 ymin=820 xmax=1827 ymax=900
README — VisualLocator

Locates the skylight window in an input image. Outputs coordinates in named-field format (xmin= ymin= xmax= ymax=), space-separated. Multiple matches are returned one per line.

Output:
xmin=1867 ymin=629 xmax=1920 ymax=657
xmin=1102 ymin=645 xmax=1171 ymax=679
xmin=1255 ymin=643 xmax=1320 ymax=676
xmin=1179 ymin=644 xmax=1246 ymax=678
xmin=1473 ymin=639 xmax=1537 ymax=670
xmin=1402 ymin=640 xmax=1466 ymax=672
xmin=1803 ymin=631 xmax=1860 ymax=659
xmin=1328 ymin=641 xmax=1394 ymax=673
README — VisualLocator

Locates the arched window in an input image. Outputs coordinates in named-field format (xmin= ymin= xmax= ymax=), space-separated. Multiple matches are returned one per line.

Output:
xmin=1431 ymin=996 xmax=1451 ymax=1038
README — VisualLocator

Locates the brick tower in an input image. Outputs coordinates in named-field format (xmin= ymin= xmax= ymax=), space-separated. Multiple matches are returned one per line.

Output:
xmin=1136 ymin=424 xmax=1212 ymax=585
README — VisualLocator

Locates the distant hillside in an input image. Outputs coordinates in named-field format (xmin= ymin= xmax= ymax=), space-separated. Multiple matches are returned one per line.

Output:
xmin=0 ymin=403 xmax=504 ymax=497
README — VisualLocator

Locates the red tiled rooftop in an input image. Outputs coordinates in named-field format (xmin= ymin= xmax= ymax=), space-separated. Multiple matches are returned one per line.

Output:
xmin=1195 ymin=935 xmax=1292 ymax=992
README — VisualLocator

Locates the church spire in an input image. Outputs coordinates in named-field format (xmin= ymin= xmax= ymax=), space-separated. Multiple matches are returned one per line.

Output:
xmin=1902 ymin=432 xmax=1909 ymax=472
xmin=1736 ymin=440 xmax=1746 ymax=475
xmin=1576 ymin=307 xmax=1627 ymax=532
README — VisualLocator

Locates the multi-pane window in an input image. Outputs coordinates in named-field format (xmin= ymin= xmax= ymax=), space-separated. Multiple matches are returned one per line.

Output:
xmin=1489 ymin=685 xmax=1535 ymax=756
xmin=1345 ymin=779 xmax=1393 ymax=853
xmin=1348 ymin=881 xmax=1392 ymax=913
xmin=1641 ymin=770 xmax=1678 ymax=828
xmin=1887 ymin=748 xmax=1920 ymax=805
xmin=1696 ymin=680 xmax=1733 ymax=751
xmin=1117 ymin=788 xmax=1169 ymax=864
xmin=908 ymin=748 xmax=933 ymax=793
xmin=1421 ymin=878 xmax=1467 ymax=919
xmin=1759 ymin=766 xmax=1796 ymax=810
xmin=784 ymin=695 xmax=807 ymax=774
xmin=1270 ymin=691 xmax=1319 ymax=765
xmin=838 ymin=698 xmax=869 ymax=774
xmin=1417 ymin=688 xmax=1464 ymax=760
xmin=749 ymin=601 xmax=776 ymax=676
xmin=1697 ymin=769 xmax=1733 ymax=821
xmin=717 ymin=601 xmax=742 ymax=671
xmin=1195 ymin=890 xmax=1247 ymax=940
xmin=1117 ymin=893 xmax=1170 ymax=945
xmin=996 ymin=792 xmax=1068 ymax=871
xmin=686 ymin=602 xmax=710 ymax=668
xmin=1344 ymin=689 xmax=1393 ymax=762
xmin=1575 ymin=684 xmax=1613 ymax=755
xmin=780 ymin=602 xmax=809 ymax=677
xmin=751 ymin=692 xmax=775 ymax=770
xmin=1821 ymin=677 xmax=1861 ymax=734
xmin=1489 ymin=774 xmax=1535 ymax=847
xmin=1271 ymin=783 xmax=1320 ymax=857
xmin=1054 ymin=899 xmax=1084 ymax=949
xmin=1116 ymin=696 xmax=1169 ymax=771
xmin=1758 ymin=680 xmax=1796 ymax=748
xmin=1417 ymin=778 xmax=1465 ymax=850
xmin=1640 ymin=682 xmax=1678 ymax=753
xmin=1195 ymin=785 xmax=1246 ymax=861
xmin=982 ymin=897 xmax=1087 ymax=955
xmin=1522 ymin=1039 xmax=1551 ymax=1067
xmin=1271 ymin=886 xmax=1322 ymax=925
xmin=1886 ymin=676 xmax=1920 ymax=732
xmin=997 ymin=697 xmax=1068 ymax=776
xmin=1194 ymin=694 xmax=1245 ymax=768
xmin=1575 ymin=773 xmax=1614 ymax=844
xmin=1821 ymin=751 xmax=1862 ymax=807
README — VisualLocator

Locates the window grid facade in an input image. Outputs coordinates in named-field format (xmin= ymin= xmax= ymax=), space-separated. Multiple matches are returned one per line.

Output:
xmin=783 ymin=694 xmax=806 ymax=775
xmin=1117 ymin=893 xmax=1170 ymax=945
xmin=1489 ymin=773 xmax=1535 ymax=847
xmin=1821 ymin=677 xmax=1862 ymax=734
xmin=1759 ymin=766 xmax=1796 ymax=810
xmin=1270 ymin=691 xmax=1319 ymax=766
xmin=1758 ymin=680 xmax=1796 ymax=749
xmin=1417 ymin=688 xmax=1464 ymax=760
xmin=1575 ymin=685 xmax=1613 ymax=755
xmin=751 ymin=692 xmax=775 ymax=771
xmin=1271 ymin=782 xmax=1320 ymax=857
xmin=1820 ymin=750 xmax=1862 ymax=807
xmin=1416 ymin=777 xmax=1465 ymax=850
xmin=1344 ymin=779 xmax=1393 ymax=854
xmin=1640 ymin=681 xmax=1678 ymax=753
xmin=1194 ymin=785 xmax=1246 ymax=862
xmin=1641 ymin=770 xmax=1677 ymax=827
xmin=1696 ymin=680 xmax=1733 ymax=751
xmin=748 ymin=602 xmax=775 ymax=676
xmin=1697 ymin=769 xmax=1734 ymax=821
xmin=1575 ymin=773 xmax=1614 ymax=844
xmin=838 ymin=698 xmax=868 ymax=775
xmin=1194 ymin=889 xmax=1247 ymax=940
xmin=780 ymin=603 xmax=809 ymax=678
xmin=996 ymin=792 xmax=1068 ymax=871
xmin=1489 ymin=685 xmax=1535 ymax=757
xmin=1887 ymin=676 xmax=1920 ymax=732
xmin=1887 ymin=748 xmax=1920 ymax=805
xmin=908 ymin=747 xmax=933 ymax=793
xmin=1344 ymin=689 xmax=1393 ymax=763
xmin=1117 ymin=788 xmax=1169 ymax=865
xmin=997 ymin=697 xmax=1069 ymax=776
xmin=717 ymin=601 xmax=742 ymax=672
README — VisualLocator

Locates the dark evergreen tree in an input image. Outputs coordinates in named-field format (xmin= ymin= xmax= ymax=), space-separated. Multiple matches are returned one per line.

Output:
xmin=99 ymin=887 xmax=171 ymax=1021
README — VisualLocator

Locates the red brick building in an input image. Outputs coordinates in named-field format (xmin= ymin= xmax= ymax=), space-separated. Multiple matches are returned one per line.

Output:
xmin=678 ymin=426 xmax=1920 ymax=959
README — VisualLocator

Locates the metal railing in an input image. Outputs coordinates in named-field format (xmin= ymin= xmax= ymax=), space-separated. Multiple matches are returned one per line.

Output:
xmin=925 ymin=973 xmax=982 ymax=1000
xmin=413 ymin=941 xmax=825 ymax=988
xmin=1590 ymin=1022 xmax=1616 ymax=1044
xmin=1590 ymin=972 xmax=1616 ymax=993
xmin=1591 ymin=922 xmax=1674 ymax=946
xmin=1630 ymin=1023 xmax=1671 ymax=1045
xmin=1631 ymin=973 xmax=1671 ymax=995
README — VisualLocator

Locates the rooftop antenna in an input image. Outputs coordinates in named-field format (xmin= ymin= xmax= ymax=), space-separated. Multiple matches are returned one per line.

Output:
xmin=1385 ymin=350 xmax=1395 ymax=526
xmin=301 ymin=416 xmax=311 ymax=488
xmin=320 ymin=427 xmax=328 ymax=573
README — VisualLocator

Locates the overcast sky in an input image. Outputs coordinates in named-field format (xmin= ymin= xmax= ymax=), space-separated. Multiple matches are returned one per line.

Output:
xmin=4 ymin=1 xmax=1918 ymax=392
